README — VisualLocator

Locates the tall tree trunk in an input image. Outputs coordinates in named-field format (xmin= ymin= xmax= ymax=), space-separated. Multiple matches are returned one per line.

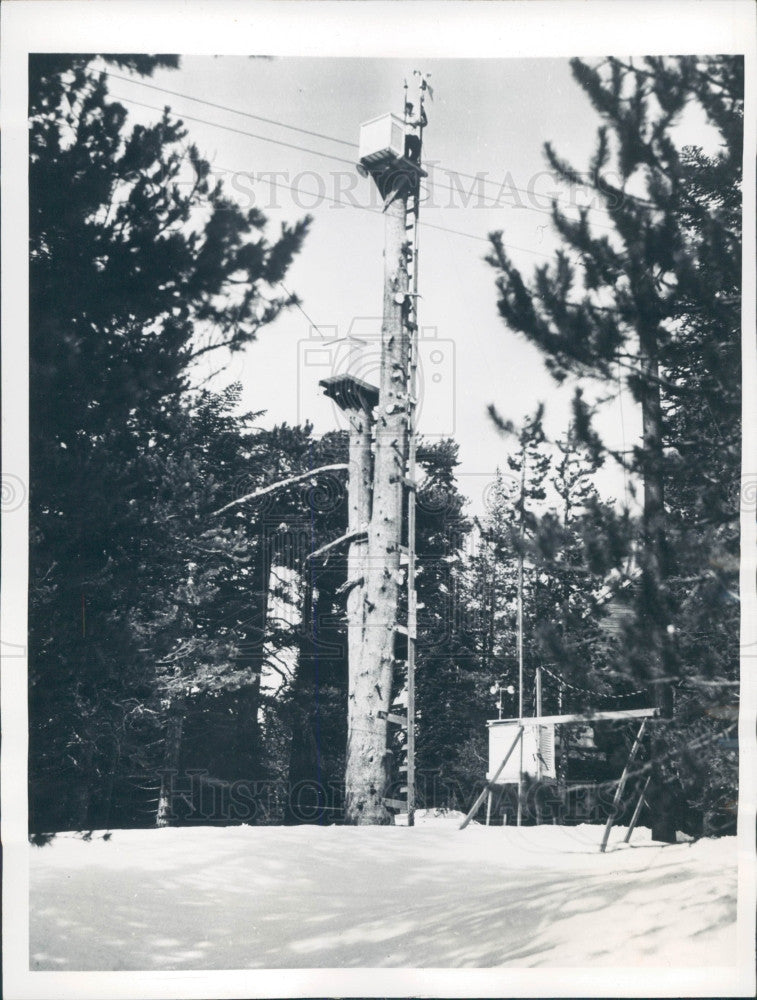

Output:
xmin=74 ymin=742 xmax=94 ymax=831
xmin=223 ymin=531 xmax=274 ymax=787
xmin=231 ymin=680 xmax=262 ymax=779
xmin=285 ymin=574 xmax=323 ymax=823
xmin=237 ymin=532 xmax=275 ymax=773
xmin=344 ymin=184 xmax=409 ymax=825
xmin=484 ymin=559 xmax=496 ymax=676
xmin=291 ymin=393 xmax=374 ymax=824
xmin=102 ymin=735 xmax=121 ymax=831
xmin=640 ymin=346 xmax=677 ymax=844
xmin=156 ymin=707 xmax=184 ymax=828
xmin=343 ymin=401 xmax=376 ymax=819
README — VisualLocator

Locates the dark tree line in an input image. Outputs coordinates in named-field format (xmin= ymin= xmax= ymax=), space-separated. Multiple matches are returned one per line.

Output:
xmin=28 ymin=54 xmax=314 ymax=830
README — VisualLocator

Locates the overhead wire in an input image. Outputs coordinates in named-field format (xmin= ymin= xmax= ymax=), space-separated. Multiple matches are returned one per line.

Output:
xmin=103 ymin=69 xmax=358 ymax=149
xmin=111 ymin=94 xmax=359 ymax=168
xmin=104 ymin=70 xmax=623 ymax=226
xmin=106 ymin=88 xmax=652 ymax=314
xmin=420 ymin=167 xmax=618 ymax=231
xmin=253 ymin=182 xmax=646 ymax=370
xmin=112 ymin=91 xmax=581 ymax=228
xmin=276 ymin=279 xmax=331 ymax=339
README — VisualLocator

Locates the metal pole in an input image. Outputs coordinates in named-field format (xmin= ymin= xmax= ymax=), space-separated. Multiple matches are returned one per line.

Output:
xmin=407 ymin=441 xmax=416 ymax=829
xmin=516 ymin=456 xmax=526 ymax=826
xmin=534 ymin=666 xmax=543 ymax=824
xmin=641 ymin=347 xmax=675 ymax=844
xmin=405 ymin=76 xmax=425 ymax=829
xmin=535 ymin=666 xmax=543 ymax=779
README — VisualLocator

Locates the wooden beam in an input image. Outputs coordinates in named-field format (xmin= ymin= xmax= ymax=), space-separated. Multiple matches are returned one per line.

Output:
xmin=624 ymin=775 xmax=652 ymax=844
xmin=487 ymin=707 xmax=660 ymax=728
xmin=600 ymin=718 xmax=648 ymax=853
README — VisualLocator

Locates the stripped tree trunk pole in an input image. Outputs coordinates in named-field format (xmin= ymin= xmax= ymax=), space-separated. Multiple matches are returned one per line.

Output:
xmin=344 ymin=181 xmax=410 ymax=825
xmin=156 ymin=706 xmax=184 ymax=827
xmin=345 ymin=403 xmax=375 ymax=813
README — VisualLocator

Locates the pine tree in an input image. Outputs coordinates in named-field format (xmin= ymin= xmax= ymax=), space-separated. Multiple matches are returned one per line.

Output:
xmin=410 ymin=439 xmax=477 ymax=808
xmin=28 ymin=54 xmax=311 ymax=831
xmin=485 ymin=56 xmax=742 ymax=838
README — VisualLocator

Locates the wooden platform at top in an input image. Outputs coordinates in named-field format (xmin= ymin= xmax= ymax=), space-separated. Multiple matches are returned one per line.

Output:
xmin=319 ymin=373 xmax=379 ymax=412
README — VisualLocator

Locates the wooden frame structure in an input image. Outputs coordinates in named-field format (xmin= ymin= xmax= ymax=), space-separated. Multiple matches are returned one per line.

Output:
xmin=460 ymin=707 xmax=661 ymax=851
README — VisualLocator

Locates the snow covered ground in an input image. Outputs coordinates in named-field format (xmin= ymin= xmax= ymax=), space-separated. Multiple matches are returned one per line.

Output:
xmin=29 ymin=813 xmax=738 ymax=971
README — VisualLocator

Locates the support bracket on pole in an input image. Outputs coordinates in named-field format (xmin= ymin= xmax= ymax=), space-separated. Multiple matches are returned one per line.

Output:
xmin=378 ymin=710 xmax=407 ymax=727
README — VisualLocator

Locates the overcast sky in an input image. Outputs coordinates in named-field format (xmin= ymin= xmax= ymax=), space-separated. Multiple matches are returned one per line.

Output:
xmin=103 ymin=55 xmax=718 ymax=517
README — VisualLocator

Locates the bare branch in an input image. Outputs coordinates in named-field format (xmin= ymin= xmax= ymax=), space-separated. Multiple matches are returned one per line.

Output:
xmin=305 ymin=529 xmax=367 ymax=562
xmin=210 ymin=464 xmax=348 ymax=517
xmin=335 ymin=576 xmax=364 ymax=598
